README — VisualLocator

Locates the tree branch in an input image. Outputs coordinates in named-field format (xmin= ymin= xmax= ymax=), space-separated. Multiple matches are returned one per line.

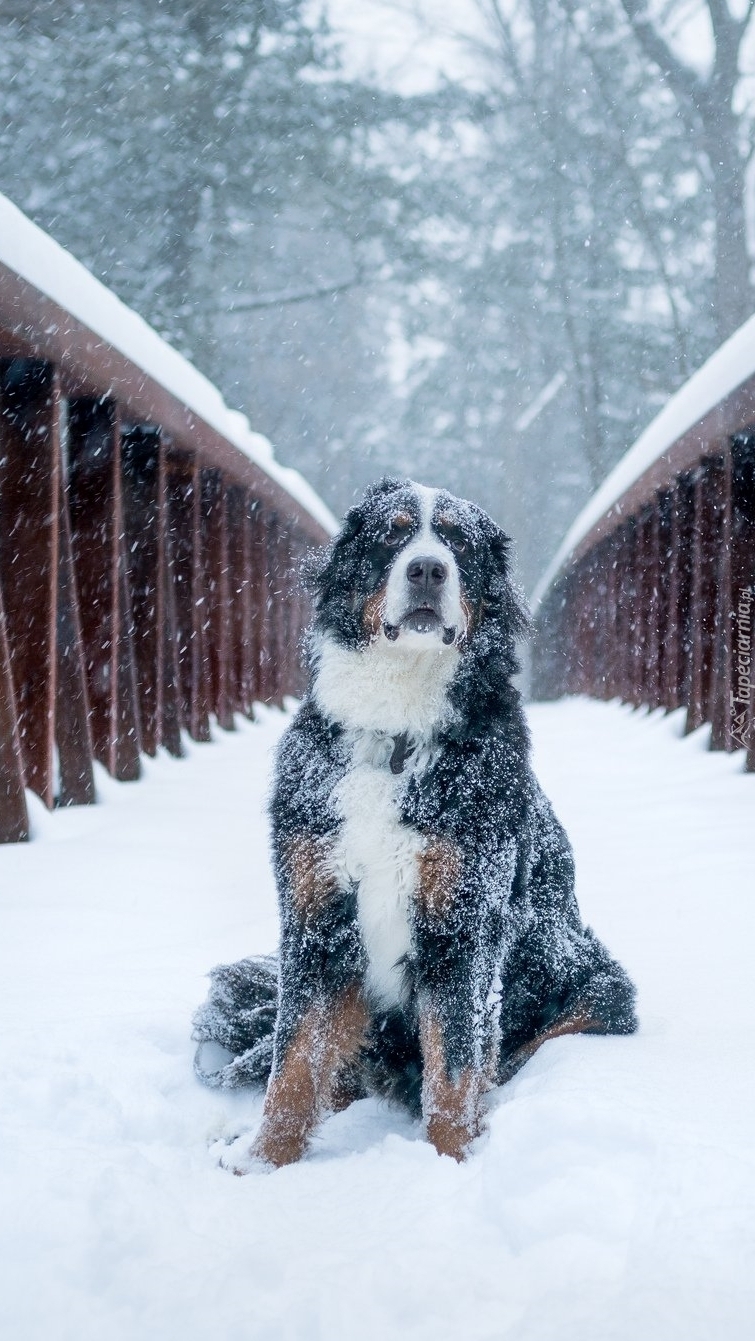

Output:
xmin=707 ymin=0 xmax=747 ymax=92
xmin=618 ymin=0 xmax=706 ymax=111
xmin=228 ymin=275 xmax=360 ymax=311
xmin=482 ymin=0 xmax=529 ymax=99
xmin=707 ymin=0 xmax=737 ymax=41
xmin=569 ymin=26 xmax=694 ymax=376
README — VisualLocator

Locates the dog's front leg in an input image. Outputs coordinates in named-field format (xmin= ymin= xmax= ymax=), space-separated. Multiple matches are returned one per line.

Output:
xmin=414 ymin=839 xmax=494 ymax=1162
xmin=419 ymin=1006 xmax=486 ymax=1161
xmin=252 ymin=980 xmax=368 ymax=1167
xmin=243 ymin=825 xmax=367 ymax=1169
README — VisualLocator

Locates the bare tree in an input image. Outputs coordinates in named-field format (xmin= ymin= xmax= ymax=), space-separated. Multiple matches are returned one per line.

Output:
xmin=450 ymin=1 xmax=709 ymax=482
xmin=619 ymin=0 xmax=755 ymax=340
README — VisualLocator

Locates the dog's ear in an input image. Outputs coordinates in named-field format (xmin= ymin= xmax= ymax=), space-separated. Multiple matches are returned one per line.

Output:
xmin=482 ymin=521 xmax=531 ymax=642
xmin=308 ymin=502 xmax=366 ymax=607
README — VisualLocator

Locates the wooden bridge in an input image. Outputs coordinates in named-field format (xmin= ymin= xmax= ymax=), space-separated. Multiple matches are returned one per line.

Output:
xmin=0 ymin=195 xmax=333 ymax=843
xmin=3 ymin=195 xmax=753 ymax=850
xmin=531 ymin=319 xmax=755 ymax=772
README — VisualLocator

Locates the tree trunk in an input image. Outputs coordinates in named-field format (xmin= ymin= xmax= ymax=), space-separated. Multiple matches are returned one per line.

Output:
xmin=704 ymin=108 xmax=752 ymax=342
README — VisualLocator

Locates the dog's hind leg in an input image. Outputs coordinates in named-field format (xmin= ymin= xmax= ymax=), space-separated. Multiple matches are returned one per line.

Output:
xmin=251 ymin=983 xmax=369 ymax=1168
xmin=498 ymin=1003 xmax=610 ymax=1083
xmin=497 ymin=932 xmax=638 ymax=1084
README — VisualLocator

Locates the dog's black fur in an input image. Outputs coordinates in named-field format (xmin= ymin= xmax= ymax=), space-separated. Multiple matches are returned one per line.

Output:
xmin=194 ymin=477 xmax=637 ymax=1165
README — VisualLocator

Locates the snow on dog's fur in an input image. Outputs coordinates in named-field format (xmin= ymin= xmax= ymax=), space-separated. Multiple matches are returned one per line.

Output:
xmin=193 ymin=477 xmax=637 ymax=1167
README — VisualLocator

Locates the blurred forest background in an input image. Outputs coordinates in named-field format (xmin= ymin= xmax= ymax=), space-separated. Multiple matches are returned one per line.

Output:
xmin=1 ymin=0 xmax=754 ymax=590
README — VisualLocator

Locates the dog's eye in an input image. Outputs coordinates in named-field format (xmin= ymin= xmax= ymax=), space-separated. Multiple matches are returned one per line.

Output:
xmin=448 ymin=534 xmax=467 ymax=555
xmin=384 ymin=529 xmax=405 ymax=548
xmin=382 ymin=513 xmax=413 ymax=549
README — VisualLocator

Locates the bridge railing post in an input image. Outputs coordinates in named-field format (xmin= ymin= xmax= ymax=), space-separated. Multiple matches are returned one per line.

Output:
xmin=68 ymin=397 xmax=143 ymax=781
xmin=0 ymin=576 xmax=28 ymax=841
xmin=0 ymin=359 xmax=62 ymax=809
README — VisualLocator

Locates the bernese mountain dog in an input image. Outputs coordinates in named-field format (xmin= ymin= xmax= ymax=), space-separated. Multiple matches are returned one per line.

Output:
xmin=193 ymin=477 xmax=637 ymax=1167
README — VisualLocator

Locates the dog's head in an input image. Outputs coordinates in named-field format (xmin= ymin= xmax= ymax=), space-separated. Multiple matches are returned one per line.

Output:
xmin=313 ymin=476 xmax=529 ymax=654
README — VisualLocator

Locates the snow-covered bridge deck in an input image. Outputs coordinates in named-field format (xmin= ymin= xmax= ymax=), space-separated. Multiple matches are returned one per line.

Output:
xmin=1 ymin=700 xmax=753 ymax=1341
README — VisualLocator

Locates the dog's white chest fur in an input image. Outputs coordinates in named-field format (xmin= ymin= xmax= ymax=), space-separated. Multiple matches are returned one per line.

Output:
xmin=316 ymin=630 xmax=459 ymax=1007
xmin=330 ymin=738 xmax=422 ymax=1007
xmin=314 ymin=634 xmax=459 ymax=738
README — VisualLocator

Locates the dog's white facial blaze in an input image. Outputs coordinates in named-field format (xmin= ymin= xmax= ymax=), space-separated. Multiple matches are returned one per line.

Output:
xmin=382 ymin=484 xmax=465 ymax=643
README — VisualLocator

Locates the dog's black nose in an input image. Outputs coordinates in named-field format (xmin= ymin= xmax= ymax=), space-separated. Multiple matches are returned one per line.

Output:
xmin=406 ymin=555 xmax=448 ymax=590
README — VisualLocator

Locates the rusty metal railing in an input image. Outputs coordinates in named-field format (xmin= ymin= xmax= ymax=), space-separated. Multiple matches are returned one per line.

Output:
xmin=0 ymin=225 xmax=331 ymax=842
xmin=531 ymin=327 xmax=755 ymax=773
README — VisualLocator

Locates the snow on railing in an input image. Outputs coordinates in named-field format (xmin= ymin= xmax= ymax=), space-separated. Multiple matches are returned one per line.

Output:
xmin=530 ymin=318 xmax=755 ymax=773
xmin=0 ymin=194 xmax=335 ymax=841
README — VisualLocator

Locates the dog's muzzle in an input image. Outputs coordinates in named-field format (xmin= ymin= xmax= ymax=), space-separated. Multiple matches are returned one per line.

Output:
xmin=382 ymin=551 xmax=460 ymax=645
xmin=383 ymin=553 xmax=457 ymax=643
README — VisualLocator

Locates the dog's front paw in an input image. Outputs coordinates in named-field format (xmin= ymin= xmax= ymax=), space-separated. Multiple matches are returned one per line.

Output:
xmin=249 ymin=1118 xmax=309 ymax=1168
xmin=426 ymin=1112 xmax=485 ymax=1163
xmin=217 ymin=1138 xmax=270 ymax=1176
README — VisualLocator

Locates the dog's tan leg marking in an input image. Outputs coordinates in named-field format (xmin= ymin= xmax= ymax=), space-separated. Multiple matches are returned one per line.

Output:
xmin=415 ymin=837 xmax=463 ymax=920
xmin=252 ymin=984 xmax=369 ymax=1168
xmin=499 ymin=1006 xmax=608 ymax=1083
xmin=286 ymin=835 xmax=337 ymax=923
xmin=420 ymin=1011 xmax=485 ymax=1162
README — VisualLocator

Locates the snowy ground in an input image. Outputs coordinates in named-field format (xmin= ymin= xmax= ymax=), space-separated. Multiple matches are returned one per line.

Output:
xmin=1 ymin=698 xmax=753 ymax=1341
